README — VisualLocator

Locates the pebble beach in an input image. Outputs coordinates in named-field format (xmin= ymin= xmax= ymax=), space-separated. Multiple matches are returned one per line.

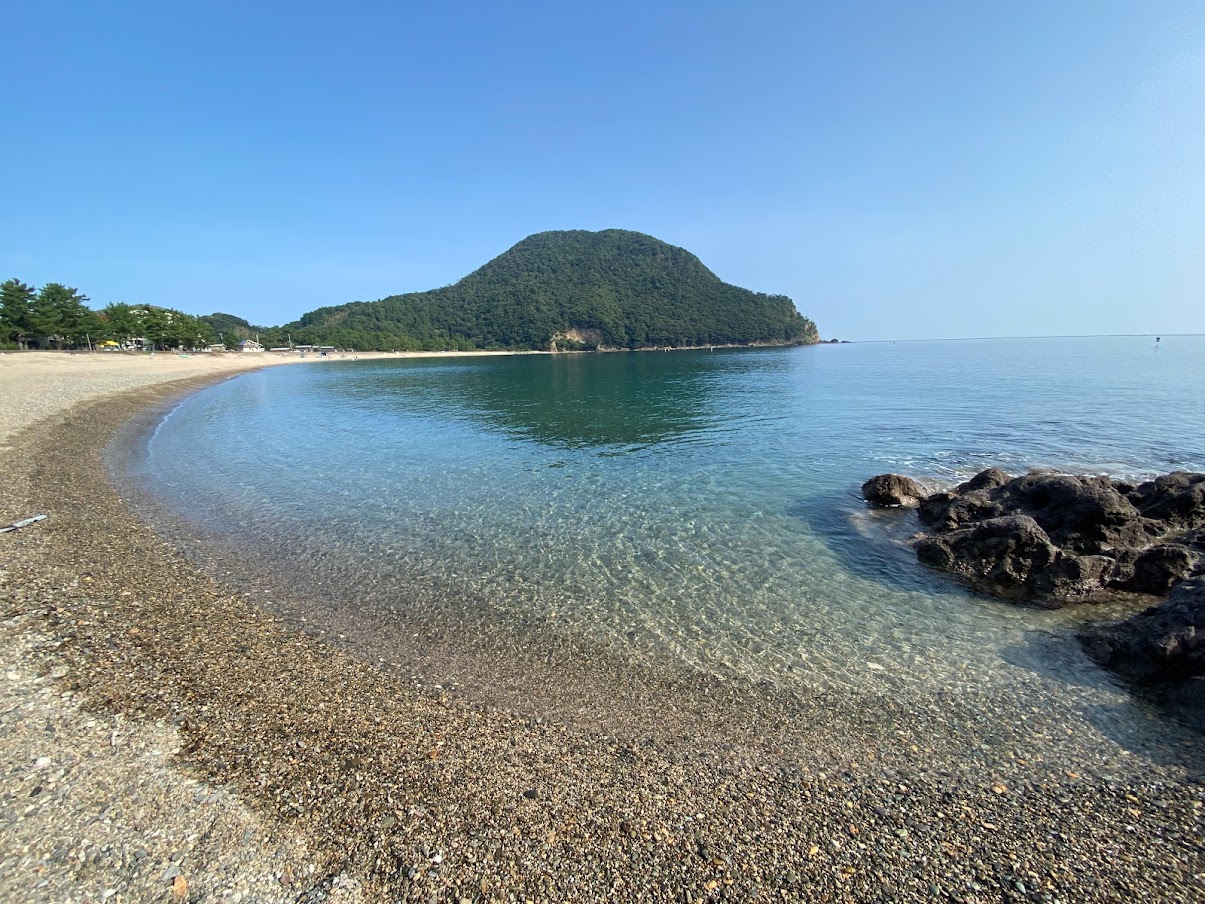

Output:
xmin=0 ymin=351 xmax=1202 ymax=903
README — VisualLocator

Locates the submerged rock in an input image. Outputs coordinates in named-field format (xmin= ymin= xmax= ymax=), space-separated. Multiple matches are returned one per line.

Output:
xmin=864 ymin=467 xmax=1205 ymax=608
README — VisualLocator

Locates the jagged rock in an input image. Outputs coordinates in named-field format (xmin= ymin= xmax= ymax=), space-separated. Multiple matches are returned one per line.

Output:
xmin=875 ymin=466 xmax=1205 ymax=607
xmin=1034 ymin=554 xmax=1116 ymax=602
xmin=956 ymin=467 xmax=1012 ymax=494
xmin=1004 ymin=473 xmax=1145 ymax=554
xmin=1128 ymin=472 xmax=1205 ymax=531
xmin=861 ymin=473 xmax=926 ymax=507
xmin=917 ymin=490 xmax=956 ymax=526
xmin=918 ymin=488 xmax=1004 ymax=532
xmin=916 ymin=515 xmax=1062 ymax=602
xmin=920 ymin=471 xmax=1145 ymax=555
xmin=1080 ymin=577 xmax=1205 ymax=681
xmin=1124 ymin=544 xmax=1199 ymax=594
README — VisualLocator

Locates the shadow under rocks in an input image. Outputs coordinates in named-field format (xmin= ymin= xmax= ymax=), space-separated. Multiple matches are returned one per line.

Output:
xmin=1141 ymin=677 xmax=1205 ymax=733
xmin=800 ymin=490 xmax=1205 ymax=768
xmin=788 ymin=491 xmax=979 ymax=597
xmin=997 ymin=629 xmax=1205 ymax=772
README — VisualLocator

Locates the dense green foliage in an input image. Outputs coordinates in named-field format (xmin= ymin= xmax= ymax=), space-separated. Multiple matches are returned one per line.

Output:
xmin=32 ymin=283 xmax=98 ymax=344
xmin=286 ymin=230 xmax=819 ymax=351
xmin=198 ymin=311 xmax=254 ymax=337
xmin=2 ymin=231 xmax=819 ymax=354
xmin=0 ymin=279 xmax=37 ymax=346
xmin=0 ymin=277 xmax=215 ymax=350
xmin=198 ymin=312 xmax=307 ymax=351
xmin=198 ymin=312 xmax=261 ymax=349
xmin=103 ymin=303 xmax=216 ymax=349
xmin=0 ymin=280 xmax=102 ymax=348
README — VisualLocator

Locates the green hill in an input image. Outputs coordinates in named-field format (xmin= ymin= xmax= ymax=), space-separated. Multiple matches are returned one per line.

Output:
xmin=286 ymin=229 xmax=818 ymax=351
xmin=198 ymin=312 xmax=260 ymax=349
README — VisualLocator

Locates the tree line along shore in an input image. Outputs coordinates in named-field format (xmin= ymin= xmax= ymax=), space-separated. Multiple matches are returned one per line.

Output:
xmin=3 ymin=229 xmax=821 ymax=354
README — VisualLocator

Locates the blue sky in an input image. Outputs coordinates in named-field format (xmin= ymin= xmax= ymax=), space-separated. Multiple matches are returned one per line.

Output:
xmin=3 ymin=1 xmax=1203 ymax=340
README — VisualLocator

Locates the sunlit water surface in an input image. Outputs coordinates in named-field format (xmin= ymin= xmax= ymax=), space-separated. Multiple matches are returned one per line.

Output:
xmin=132 ymin=337 xmax=1205 ymax=718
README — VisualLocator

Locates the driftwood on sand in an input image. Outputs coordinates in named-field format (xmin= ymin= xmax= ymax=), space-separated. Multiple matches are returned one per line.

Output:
xmin=0 ymin=513 xmax=46 ymax=534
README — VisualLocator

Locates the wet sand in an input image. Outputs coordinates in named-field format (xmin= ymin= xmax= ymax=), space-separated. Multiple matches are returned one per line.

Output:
xmin=0 ymin=351 xmax=1201 ymax=902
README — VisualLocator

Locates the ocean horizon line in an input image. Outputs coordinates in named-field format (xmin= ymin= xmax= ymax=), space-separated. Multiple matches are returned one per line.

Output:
xmin=839 ymin=331 xmax=1204 ymax=344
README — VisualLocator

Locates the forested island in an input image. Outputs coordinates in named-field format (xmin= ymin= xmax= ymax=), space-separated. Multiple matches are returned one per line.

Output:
xmin=1 ymin=230 xmax=819 ymax=352
xmin=276 ymin=230 xmax=818 ymax=351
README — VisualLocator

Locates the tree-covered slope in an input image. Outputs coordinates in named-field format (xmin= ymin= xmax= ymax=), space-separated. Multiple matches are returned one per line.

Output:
xmin=288 ymin=230 xmax=818 ymax=351
xmin=199 ymin=312 xmax=265 ymax=348
xmin=200 ymin=311 xmax=254 ymax=337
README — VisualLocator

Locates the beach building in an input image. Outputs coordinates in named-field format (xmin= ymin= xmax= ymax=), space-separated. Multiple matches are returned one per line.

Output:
xmin=239 ymin=339 xmax=265 ymax=353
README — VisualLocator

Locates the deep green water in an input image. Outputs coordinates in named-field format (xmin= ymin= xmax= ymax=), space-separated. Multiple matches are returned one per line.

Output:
xmin=135 ymin=337 xmax=1205 ymax=704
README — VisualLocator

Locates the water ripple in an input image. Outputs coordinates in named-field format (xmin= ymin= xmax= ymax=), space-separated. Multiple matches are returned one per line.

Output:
xmin=139 ymin=338 xmax=1205 ymax=702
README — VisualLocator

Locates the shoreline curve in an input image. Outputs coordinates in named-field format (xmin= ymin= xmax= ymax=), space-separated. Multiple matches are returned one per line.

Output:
xmin=1 ymin=353 xmax=1202 ymax=902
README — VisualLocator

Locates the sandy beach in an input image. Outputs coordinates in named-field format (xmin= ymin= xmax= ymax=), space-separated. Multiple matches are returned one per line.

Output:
xmin=1 ymin=350 xmax=1201 ymax=903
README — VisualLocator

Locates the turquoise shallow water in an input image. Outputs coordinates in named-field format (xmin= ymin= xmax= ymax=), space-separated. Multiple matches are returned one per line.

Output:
xmin=133 ymin=337 xmax=1205 ymax=702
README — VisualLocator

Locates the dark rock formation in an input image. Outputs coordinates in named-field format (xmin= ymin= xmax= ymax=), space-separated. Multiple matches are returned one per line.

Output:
xmin=916 ymin=515 xmax=1059 ymax=600
xmin=861 ymin=473 xmax=926 ymax=507
xmin=1127 ymin=544 xmax=1199 ymax=594
xmin=956 ymin=467 xmax=1012 ymax=493
xmin=1127 ymin=472 xmax=1205 ymax=531
xmin=919 ymin=472 xmax=1148 ymax=555
xmin=1036 ymin=553 xmax=1119 ymax=603
xmin=864 ymin=468 xmax=1205 ymax=608
xmin=1080 ymin=577 xmax=1205 ymax=682
xmin=867 ymin=468 xmax=1205 ymax=696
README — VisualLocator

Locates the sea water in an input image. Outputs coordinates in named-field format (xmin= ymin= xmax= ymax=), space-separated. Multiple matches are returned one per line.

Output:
xmin=131 ymin=336 xmax=1205 ymax=723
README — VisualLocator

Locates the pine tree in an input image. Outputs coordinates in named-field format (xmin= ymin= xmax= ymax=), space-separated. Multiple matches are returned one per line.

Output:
xmin=32 ymin=283 xmax=96 ymax=348
xmin=0 ymin=278 xmax=36 ymax=348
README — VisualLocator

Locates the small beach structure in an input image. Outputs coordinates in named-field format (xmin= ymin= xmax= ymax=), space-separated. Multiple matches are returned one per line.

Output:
xmin=238 ymin=339 xmax=265 ymax=353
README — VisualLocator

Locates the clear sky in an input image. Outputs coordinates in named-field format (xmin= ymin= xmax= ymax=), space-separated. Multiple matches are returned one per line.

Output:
xmin=4 ymin=1 xmax=1203 ymax=340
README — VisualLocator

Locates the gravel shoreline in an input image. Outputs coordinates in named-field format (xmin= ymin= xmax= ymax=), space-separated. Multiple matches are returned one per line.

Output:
xmin=1 ymin=363 xmax=1202 ymax=902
